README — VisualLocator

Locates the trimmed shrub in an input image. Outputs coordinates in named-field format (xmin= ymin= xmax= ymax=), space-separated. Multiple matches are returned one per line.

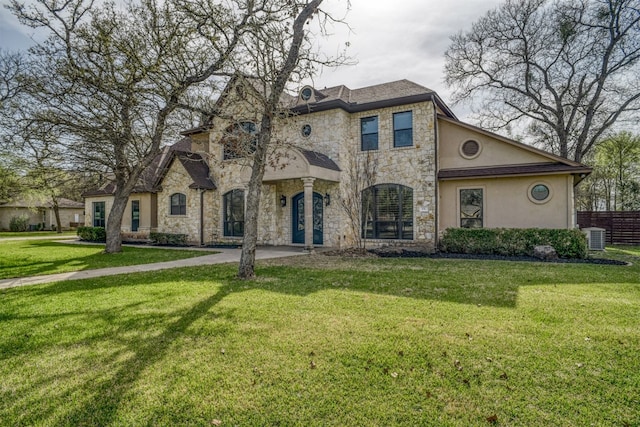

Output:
xmin=439 ymin=228 xmax=588 ymax=259
xmin=77 ymin=226 xmax=106 ymax=242
xmin=9 ymin=215 xmax=29 ymax=232
xmin=149 ymin=232 xmax=188 ymax=246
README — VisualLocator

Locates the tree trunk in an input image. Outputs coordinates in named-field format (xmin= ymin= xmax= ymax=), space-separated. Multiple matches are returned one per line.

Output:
xmin=104 ymin=190 xmax=128 ymax=253
xmin=52 ymin=198 xmax=62 ymax=233
xmin=237 ymin=0 xmax=323 ymax=279
xmin=238 ymin=124 xmax=270 ymax=279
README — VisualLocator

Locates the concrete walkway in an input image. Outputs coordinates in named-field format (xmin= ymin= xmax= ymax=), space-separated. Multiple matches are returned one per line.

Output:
xmin=0 ymin=247 xmax=306 ymax=290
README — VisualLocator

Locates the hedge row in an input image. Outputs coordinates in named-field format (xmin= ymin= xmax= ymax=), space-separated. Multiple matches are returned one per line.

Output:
xmin=439 ymin=228 xmax=588 ymax=259
xmin=77 ymin=226 xmax=106 ymax=242
xmin=149 ymin=232 xmax=188 ymax=246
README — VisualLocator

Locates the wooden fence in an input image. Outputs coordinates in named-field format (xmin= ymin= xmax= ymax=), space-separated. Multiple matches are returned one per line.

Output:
xmin=577 ymin=211 xmax=640 ymax=245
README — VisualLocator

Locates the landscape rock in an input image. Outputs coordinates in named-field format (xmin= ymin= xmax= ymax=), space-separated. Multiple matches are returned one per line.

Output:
xmin=533 ymin=245 xmax=558 ymax=260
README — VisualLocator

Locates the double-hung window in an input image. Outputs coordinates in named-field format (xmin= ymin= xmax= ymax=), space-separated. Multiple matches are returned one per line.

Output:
xmin=170 ymin=193 xmax=186 ymax=215
xmin=360 ymin=116 xmax=379 ymax=151
xmin=460 ymin=188 xmax=483 ymax=228
xmin=223 ymin=189 xmax=245 ymax=237
xmin=393 ymin=111 xmax=413 ymax=147
xmin=93 ymin=202 xmax=105 ymax=227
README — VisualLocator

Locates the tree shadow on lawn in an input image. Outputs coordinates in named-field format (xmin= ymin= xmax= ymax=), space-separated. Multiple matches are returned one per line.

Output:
xmin=0 ymin=240 xmax=203 ymax=279
xmin=0 ymin=241 xmax=117 ymax=279
xmin=3 ymin=258 xmax=638 ymax=424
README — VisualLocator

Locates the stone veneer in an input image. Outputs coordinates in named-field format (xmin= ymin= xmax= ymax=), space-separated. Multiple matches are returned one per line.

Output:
xmin=191 ymin=97 xmax=438 ymax=248
xmin=157 ymin=160 xmax=217 ymax=244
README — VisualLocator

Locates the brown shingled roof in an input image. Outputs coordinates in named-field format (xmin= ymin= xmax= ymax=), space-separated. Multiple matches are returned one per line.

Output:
xmin=438 ymin=163 xmax=592 ymax=180
xmin=154 ymin=150 xmax=216 ymax=190
xmin=1 ymin=197 xmax=84 ymax=209
xmin=289 ymin=79 xmax=456 ymax=118
xmin=82 ymin=138 xmax=195 ymax=197
xmin=299 ymin=149 xmax=341 ymax=171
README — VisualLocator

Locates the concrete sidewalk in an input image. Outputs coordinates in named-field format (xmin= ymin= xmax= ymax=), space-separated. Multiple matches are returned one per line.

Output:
xmin=0 ymin=247 xmax=306 ymax=290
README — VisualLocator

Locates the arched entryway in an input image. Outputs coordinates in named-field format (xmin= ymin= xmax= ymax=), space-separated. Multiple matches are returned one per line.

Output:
xmin=292 ymin=192 xmax=323 ymax=245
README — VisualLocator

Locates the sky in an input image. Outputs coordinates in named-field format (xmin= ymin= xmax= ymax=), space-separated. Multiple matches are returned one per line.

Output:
xmin=0 ymin=0 xmax=504 ymax=117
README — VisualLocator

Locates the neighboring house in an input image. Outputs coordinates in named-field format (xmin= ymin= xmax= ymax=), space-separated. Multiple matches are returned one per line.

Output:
xmin=84 ymin=78 xmax=591 ymax=249
xmin=0 ymin=197 xmax=85 ymax=231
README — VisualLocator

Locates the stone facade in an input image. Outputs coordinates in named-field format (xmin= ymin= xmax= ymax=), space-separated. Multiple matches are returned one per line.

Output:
xmin=157 ymin=160 xmax=216 ymax=245
xmin=84 ymin=79 xmax=588 ymax=249
xmin=196 ymin=95 xmax=438 ymax=248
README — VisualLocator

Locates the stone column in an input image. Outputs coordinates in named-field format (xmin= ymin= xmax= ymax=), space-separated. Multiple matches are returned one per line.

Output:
xmin=302 ymin=177 xmax=315 ymax=252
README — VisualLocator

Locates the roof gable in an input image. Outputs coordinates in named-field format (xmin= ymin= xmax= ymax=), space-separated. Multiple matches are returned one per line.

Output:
xmin=155 ymin=150 xmax=216 ymax=190
xmin=437 ymin=115 xmax=591 ymax=181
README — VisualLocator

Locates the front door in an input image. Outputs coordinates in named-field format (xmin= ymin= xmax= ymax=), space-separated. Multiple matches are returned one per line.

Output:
xmin=131 ymin=200 xmax=140 ymax=232
xmin=292 ymin=192 xmax=323 ymax=245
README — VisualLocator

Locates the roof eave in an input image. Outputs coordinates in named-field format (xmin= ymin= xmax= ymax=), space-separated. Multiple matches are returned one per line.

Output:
xmin=291 ymin=93 xmax=443 ymax=115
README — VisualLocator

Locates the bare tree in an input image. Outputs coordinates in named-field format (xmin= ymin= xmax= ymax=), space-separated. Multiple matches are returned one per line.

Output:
xmin=445 ymin=0 xmax=640 ymax=162
xmin=228 ymin=0 xmax=350 ymax=279
xmin=7 ymin=0 xmax=256 ymax=252
xmin=340 ymin=149 xmax=377 ymax=251
xmin=0 ymin=49 xmax=27 ymax=107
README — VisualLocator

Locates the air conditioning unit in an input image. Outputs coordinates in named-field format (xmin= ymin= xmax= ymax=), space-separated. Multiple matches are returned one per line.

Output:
xmin=583 ymin=227 xmax=606 ymax=251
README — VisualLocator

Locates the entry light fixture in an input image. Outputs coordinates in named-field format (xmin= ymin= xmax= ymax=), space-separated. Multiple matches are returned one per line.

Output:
xmin=324 ymin=193 xmax=331 ymax=206
xmin=280 ymin=195 xmax=287 ymax=207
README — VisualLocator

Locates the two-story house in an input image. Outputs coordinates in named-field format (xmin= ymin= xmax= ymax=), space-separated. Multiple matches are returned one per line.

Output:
xmin=84 ymin=78 xmax=591 ymax=250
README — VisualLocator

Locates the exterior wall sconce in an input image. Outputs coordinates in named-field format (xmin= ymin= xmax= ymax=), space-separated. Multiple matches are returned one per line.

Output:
xmin=280 ymin=195 xmax=287 ymax=207
xmin=324 ymin=193 xmax=330 ymax=206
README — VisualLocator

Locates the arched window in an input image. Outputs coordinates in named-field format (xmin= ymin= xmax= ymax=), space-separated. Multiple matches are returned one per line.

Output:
xmin=170 ymin=193 xmax=186 ymax=215
xmin=362 ymin=184 xmax=413 ymax=240
xmin=223 ymin=121 xmax=257 ymax=160
xmin=223 ymin=189 xmax=244 ymax=237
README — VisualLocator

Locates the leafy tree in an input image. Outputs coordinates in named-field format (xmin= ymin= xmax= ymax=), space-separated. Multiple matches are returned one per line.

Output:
xmin=445 ymin=0 xmax=640 ymax=162
xmin=580 ymin=132 xmax=640 ymax=210
xmin=7 ymin=0 xmax=257 ymax=252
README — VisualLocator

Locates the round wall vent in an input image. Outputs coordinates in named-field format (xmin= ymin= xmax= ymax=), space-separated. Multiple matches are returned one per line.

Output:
xmin=460 ymin=140 xmax=481 ymax=159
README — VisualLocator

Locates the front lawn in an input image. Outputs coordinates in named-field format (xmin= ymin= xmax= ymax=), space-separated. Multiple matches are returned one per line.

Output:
xmin=0 ymin=230 xmax=77 ymax=239
xmin=0 ymin=240 xmax=211 ymax=279
xmin=1 ymin=251 xmax=638 ymax=426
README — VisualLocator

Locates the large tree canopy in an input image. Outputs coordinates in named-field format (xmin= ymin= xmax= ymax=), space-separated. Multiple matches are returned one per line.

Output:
xmin=445 ymin=0 xmax=640 ymax=162
xmin=7 ymin=0 xmax=258 ymax=252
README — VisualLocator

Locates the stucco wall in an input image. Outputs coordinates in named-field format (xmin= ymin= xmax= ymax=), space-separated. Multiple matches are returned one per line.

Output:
xmin=439 ymin=175 xmax=573 ymax=232
xmin=438 ymin=118 xmax=551 ymax=169
xmin=0 ymin=203 xmax=84 ymax=231
xmin=120 ymin=193 xmax=156 ymax=233
xmin=84 ymin=196 xmax=113 ymax=228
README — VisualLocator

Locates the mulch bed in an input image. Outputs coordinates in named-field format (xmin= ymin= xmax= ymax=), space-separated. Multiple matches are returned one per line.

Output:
xmin=321 ymin=246 xmax=629 ymax=266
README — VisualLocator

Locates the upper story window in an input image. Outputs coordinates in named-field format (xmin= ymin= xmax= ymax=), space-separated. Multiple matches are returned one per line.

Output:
xmin=300 ymin=87 xmax=313 ymax=101
xmin=223 ymin=121 xmax=257 ymax=160
xmin=93 ymin=201 xmax=105 ymax=227
xmin=170 ymin=193 xmax=186 ymax=215
xmin=361 ymin=116 xmax=379 ymax=151
xmin=393 ymin=111 xmax=413 ymax=147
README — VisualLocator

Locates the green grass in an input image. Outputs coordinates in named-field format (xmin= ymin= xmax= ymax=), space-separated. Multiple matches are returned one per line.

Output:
xmin=1 ymin=248 xmax=638 ymax=425
xmin=0 ymin=240 xmax=211 ymax=279
xmin=0 ymin=231 xmax=77 ymax=239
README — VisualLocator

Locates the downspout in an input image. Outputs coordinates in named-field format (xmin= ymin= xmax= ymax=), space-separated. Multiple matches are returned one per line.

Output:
xmin=200 ymin=189 xmax=205 ymax=246
xmin=433 ymin=104 xmax=439 ymax=251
